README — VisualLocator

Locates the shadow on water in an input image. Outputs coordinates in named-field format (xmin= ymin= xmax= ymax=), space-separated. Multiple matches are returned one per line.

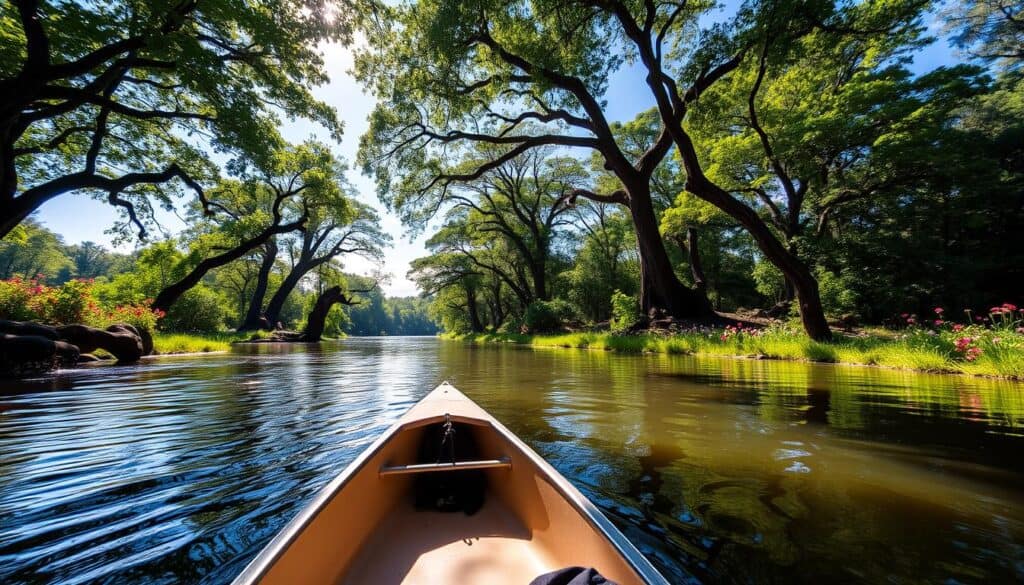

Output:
xmin=1 ymin=337 xmax=1023 ymax=584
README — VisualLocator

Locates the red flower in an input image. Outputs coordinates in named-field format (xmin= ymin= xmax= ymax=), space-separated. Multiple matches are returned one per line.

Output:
xmin=952 ymin=324 xmax=964 ymax=332
xmin=1002 ymin=303 xmax=1018 ymax=312
xmin=934 ymin=319 xmax=944 ymax=326
xmin=933 ymin=307 xmax=944 ymax=315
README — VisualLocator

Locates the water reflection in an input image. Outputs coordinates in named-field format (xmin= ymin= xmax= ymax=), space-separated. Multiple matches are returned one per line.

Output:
xmin=1 ymin=338 xmax=1022 ymax=584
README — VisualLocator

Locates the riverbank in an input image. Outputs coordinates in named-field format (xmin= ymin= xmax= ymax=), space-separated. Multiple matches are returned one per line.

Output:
xmin=150 ymin=332 xmax=253 ymax=354
xmin=448 ymin=327 xmax=1024 ymax=379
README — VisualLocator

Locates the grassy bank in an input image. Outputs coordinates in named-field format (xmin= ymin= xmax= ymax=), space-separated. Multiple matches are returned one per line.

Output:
xmin=448 ymin=326 xmax=1024 ymax=379
xmin=151 ymin=332 xmax=257 ymax=354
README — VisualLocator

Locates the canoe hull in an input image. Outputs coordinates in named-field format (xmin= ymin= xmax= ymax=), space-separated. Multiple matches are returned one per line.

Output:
xmin=232 ymin=382 xmax=668 ymax=585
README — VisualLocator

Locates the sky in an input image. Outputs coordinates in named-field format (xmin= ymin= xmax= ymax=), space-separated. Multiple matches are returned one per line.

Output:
xmin=31 ymin=9 xmax=957 ymax=298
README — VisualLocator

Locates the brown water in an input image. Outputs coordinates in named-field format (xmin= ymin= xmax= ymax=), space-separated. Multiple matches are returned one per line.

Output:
xmin=1 ymin=337 xmax=1022 ymax=584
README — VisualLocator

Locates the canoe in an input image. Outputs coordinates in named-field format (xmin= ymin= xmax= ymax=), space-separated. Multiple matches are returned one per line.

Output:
xmin=232 ymin=382 xmax=669 ymax=585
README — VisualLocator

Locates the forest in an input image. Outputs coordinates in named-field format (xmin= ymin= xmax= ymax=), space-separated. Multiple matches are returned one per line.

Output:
xmin=0 ymin=0 xmax=1021 ymax=371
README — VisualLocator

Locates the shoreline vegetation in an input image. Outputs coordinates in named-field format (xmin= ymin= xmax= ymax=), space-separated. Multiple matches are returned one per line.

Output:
xmin=445 ymin=323 xmax=1024 ymax=380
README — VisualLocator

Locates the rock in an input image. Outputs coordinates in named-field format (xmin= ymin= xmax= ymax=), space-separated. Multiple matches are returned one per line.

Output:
xmin=0 ymin=319 xmax=58 ymax=339
xmin=107 ymin=324 xmax=152 ymax=356
xmin=0 ymin=333 xmax=60 ymax=377
xmin=54 ymin=340 xmax=80 ymax=367
xmin=57 ymin=323 xmax=144 ymax=363
xmin=137 ymin=327 xmax=154 ymax=356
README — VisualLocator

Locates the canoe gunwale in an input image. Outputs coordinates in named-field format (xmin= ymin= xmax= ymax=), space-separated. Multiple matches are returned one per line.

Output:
xmin=229 ymin=404 xmax=409 ymax=585
xmin=229 ymin=381 xmax=669 ymax=585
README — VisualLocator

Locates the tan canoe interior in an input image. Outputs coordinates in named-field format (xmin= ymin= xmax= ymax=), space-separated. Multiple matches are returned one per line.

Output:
xmin=254 ymin=389 xmax=646 ymax=585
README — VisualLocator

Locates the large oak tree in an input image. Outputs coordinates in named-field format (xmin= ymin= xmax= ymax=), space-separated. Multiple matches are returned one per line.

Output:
xmin=0 ymin=0 xmax=356 ymax=238
xmin=355 ymin=0 xmax=713 ymax=322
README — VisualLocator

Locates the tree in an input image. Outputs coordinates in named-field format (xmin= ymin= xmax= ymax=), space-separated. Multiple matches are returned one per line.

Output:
xmin=561 ymin=201 xmax=638 ymax=322
xmin=554 ymin=0 xmax=935 ymax=339
xmin=151 ymin=142 xmax=350 ymax=313
xmin=684 ymin=21 xmax=985 ymax=304
xmin=944 ymin=0 xmax=1024 ymax=71
xmin=356 ymin=0 xmax=713 ymax=321
xmin=444 ymin=148 xmax=581 ymax=302
xmin=237 ymin=240 xmax=279 ymax=330
xmin=67 ymin=241 xmax=122 ymax=279
xmin=261 ymin=200 xmax=387 ymax=328
xmin=0 ymin=219 xmax=70 ymax=279
xmin=0 ymin=0 xmax=355 ymax=238
xmin=409 ymin=251 xmax=487 ymax=333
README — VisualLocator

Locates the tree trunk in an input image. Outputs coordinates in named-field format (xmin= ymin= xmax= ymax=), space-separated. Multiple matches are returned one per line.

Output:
xmin=262 ymin=263 xmax=307 ymax=327
xmin=684 ymin=176 xmax=832 ymax=340
xmin=238 ymin=240 xmax=278 ymax=331
xmin=531 ymin=257 xmax=548 ymax=301
xmin=627 ymin=181 xmax=714 ymax=320
xmin=467 ymin=288 xmax=484 ymax=333
xmin=301 ymin=285 xmax=351 ymax=341
xmin=675 ymin=227 xmax=707 ymax=293
xmin=153 ymin=217 xmax=304 ymax=314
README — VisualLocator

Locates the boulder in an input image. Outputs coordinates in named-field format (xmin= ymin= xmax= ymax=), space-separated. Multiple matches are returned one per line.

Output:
xmin=0 ymin=333 xmax=64 ymax=377
xmin=0 ymin=319 xmax=58 ymax=339
xmin=57 ymin=323 xmax=144 ymax=362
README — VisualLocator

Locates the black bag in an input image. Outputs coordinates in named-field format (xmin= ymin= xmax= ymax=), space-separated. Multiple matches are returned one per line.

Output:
xmin=413 ymin=420 xmax=486 ymax=515
xmin=529 ymin=566 xmax=618 ymax=585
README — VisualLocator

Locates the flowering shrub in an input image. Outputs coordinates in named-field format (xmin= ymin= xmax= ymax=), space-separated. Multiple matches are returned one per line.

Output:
xmin=895 ymin=304 xmax=1024 ymax=364
xmin=720 ymin=323 xmax=763 ymax=341
xmin=0 ymin=277 xmax=163 ymax=332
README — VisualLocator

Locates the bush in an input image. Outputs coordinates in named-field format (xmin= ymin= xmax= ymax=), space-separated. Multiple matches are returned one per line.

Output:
xmin=523 ymin=299 xmax=575 ymax=333
xmin=162 ymin=285 xmax=230 ymax=332
xmin=0 ymin=276 xmax=163 ymax=332
xmin=609 ymin=290 xmax=639 ymax=334
xmin=817 ymin=268 xmax=859 ymax=316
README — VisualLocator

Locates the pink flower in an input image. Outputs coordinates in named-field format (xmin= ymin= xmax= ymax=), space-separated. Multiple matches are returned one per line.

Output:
xmin=952 ymin=324 xmax=964 ymax=332
xmin=906 ymin=317 xmax=916 ymax=325
xmin=1016 ymin=327 xmax=1024 ymax=334
xmin=934 ymin=307 xmax=944 ymax=315
xmin=934 ymin=319 xmax=944 ymax=326
xmin=900 ymin=313 xmax=909 ymax=319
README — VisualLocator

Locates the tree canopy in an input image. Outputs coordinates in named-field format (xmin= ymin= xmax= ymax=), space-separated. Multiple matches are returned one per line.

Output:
xmin=0 ymin=0 xmax=359 ymax=237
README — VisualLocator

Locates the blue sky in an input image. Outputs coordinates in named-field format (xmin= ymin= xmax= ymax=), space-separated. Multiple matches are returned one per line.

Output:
xmin=33 ymin=10 xmax=957 ymax=297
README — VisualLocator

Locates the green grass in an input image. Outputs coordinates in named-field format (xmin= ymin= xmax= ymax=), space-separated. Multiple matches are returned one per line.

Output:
xmin=448 ymin=328 xmax=1024 ymax=379
xmin=151 ymin=331 xmax=259 ymax=354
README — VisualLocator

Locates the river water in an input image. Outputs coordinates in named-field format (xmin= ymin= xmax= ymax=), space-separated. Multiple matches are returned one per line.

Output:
xmin=1 ymin=337 xmax=1022 ymax=584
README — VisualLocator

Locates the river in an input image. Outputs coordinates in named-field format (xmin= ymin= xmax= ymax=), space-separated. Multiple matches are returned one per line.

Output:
xmin=1 ymin=337 xmax=1022 ymax=584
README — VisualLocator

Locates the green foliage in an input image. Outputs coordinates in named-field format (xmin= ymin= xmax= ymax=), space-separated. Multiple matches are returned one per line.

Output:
xmin=609 ymin=290 xmax=639 ymax=334
xmin=162 ymin=286 xmax=232 ymax=332
xmin=3 ymin=1 xmax=358 ymax=236
xmin=944 ymin=0 xmax=1023 ymax=72
xmin=751 ymin=261 xmax=785 ymax=303
xmin=454 ymin=313 xmax=1024 ymax=379
xmin=0 ymin=220 xmax=73 ymax=280
xmin=816 ymin=269 xmax=859 ymax=316
xmin=523 ymin=300 xmax=574 ymax=333
xmin=151 ymin=332 xmax=251 ymax=354
xmin=0 ymin=276 xmax=162 ymax=332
